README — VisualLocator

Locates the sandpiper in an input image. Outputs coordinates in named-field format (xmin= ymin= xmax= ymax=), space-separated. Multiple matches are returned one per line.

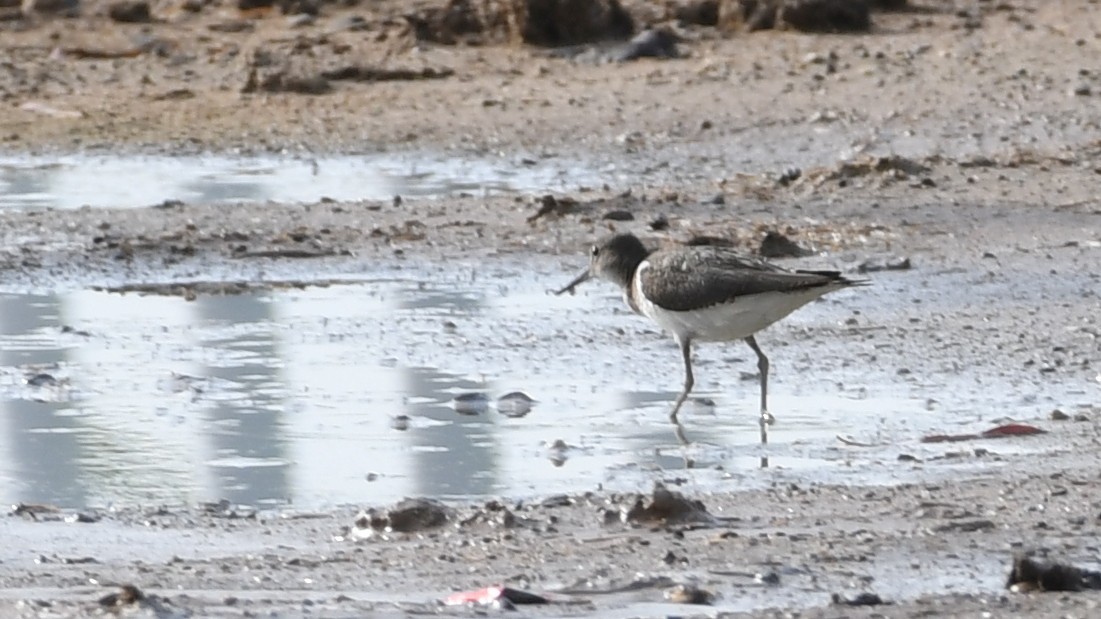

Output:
xmin=556 ymin=233 xmax=866 ymax=444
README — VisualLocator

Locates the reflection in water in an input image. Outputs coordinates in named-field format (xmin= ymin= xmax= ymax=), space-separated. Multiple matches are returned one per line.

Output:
xmin=0 ymin=294 xmax=85 ymax=506
xmin=197 ymin=295 xmax=289 ymax=507
xmin=0 ymin=155 xmax=594 ymax=210
xmin=406 ymin=367 xmax=497 ymax=498
xmin=182 ymin=177 xmax=267 ymax=204
xmin=0 ymin=276 xmax=935 ymax=510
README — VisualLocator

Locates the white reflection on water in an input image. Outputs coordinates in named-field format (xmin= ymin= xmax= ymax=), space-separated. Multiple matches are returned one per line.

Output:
xmin=0 ymin=269 xmax=972 ymax=510
xmin=0 ymin=154 xmax=599 ymax=210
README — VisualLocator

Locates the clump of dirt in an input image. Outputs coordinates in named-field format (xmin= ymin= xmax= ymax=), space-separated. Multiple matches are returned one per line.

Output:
xmin=622 ymin=484 xmax=715 ymax=525
xmin=354 ymin=497 xmax=454 ymax=534
xmin=719 ymin=0 xmax=903 ymax=32
xmin=408 ymin=0 xmax=634 ymax=46
xmin=1008 ymin=555 xmax=1101 ymax=593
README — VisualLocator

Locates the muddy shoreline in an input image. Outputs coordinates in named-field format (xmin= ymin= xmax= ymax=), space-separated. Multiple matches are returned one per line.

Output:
xmin=3 ymin=0 xmax=1101 ymax=616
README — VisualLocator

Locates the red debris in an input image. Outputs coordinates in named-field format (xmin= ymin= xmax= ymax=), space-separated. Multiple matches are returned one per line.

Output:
xmin=444 ymin=585 xmax=548 ymax=606
xmin=921 ymin=423 xmax=1046 ymax=444
xmin=980 ymin=423 xmax=1046 ymax=438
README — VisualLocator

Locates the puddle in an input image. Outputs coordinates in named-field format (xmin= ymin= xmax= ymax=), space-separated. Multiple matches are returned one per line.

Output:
xmin=0 ymin=153 xmax=603 ymax=210
xmin=0 ymin=264 xmax=1069 ymax=510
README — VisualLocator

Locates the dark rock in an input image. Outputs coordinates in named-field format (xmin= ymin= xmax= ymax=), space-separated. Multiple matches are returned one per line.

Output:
xmin=277 ymin=0 xmax=317 ymax=15
xmin=452 ymin=392 xmax=489 ymax=415
xmin=649 ymin=214 xmax=669 ymax=231
xmin=20 ymin=0 xmax=80 ymax=16
xmin=26 ymin=372 xmax=58 ymax=387
xmin=685 ymin=235 xmax=736 ymax=247
xmin=519 ymin=0 xmax=634 ymax=46
xmin=406 ymin=0 xmax=496 ymax=45
xmin=832 ymin=592 xmax=888 ymax=606
xmin=623 ymin=484 xmax=714 ymax=525
xmin=857 ymin=256 xmax=912 ymax=273
xmin=779 ymin=0 xmax=870 ymax=32
xmin=245 ymin=70 xmax=332 ymax=95
xmin=99 ymin=585 xmax=144 ymax=608
xmin=758 ymin=231 xmax=811 ymax=258
xmin=665 ymin=583 xmax=714 ymax=604
xmin=496 ymin=391 xmax=535 ymax=417
xmin=673 ymin=0 xmax=719 ymax=26
xmin=1008 ymin=555 xmax=1101 ymax=592
xmin=602 ymin=209 xmax=634 ymax=221
xmin=320 ymin=66 xmax=454 ymax=82
xmin=107 ymin=0 xmax=150 ymax=22
xmin=364 ymin=498 xmax=453 ymax=533
xmin=721 ymin=0 xmax=872 ymax=33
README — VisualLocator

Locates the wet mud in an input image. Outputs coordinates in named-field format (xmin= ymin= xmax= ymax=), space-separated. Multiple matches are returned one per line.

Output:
xmin=2 ymin=0 xmax=1101 ymax=616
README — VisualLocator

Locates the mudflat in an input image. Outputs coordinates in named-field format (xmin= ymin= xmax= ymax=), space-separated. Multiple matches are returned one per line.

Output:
xmin=2 ymin=0 xmax=1101 ymax=617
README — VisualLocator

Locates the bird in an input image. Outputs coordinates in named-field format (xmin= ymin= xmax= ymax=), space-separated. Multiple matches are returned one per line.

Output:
xmin=555 ymin=232 xmax=866 ymax=444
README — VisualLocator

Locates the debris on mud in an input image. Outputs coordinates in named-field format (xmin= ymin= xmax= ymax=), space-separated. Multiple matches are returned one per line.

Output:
xmin=11 ymin=503 xmax=60 ymax=519
xmin=98 ymin=584 xmax=144 ymax=609
xmin=671 ymin=0 xmax=719 ymax=26
xmin=354 ymin=498 xmax=453 ymax=536
xmin=243 ymin=69 xmax=332 ymax=95
xmin=198 ymin=499 xmax=256 ymax=519
xmin=803 ymin=155 xmax=935 ymax=187
xmin=664 ymin=583 xmax=715 ymax=605
xmin=832 ymin=591 xmax=889 ymax=606
xmin=527 ymin=194 xmax=580 ymax=223
xmin=921 ymin=423 xmax=1047 ymax=444
xmin=445 ymin=585 xmax=549 ymax=607
xmin=757 ymin=230 xmax=811 ymax=258
xmin=458 ymin=500 xmax=532 ymax=529
xmin=107 ymin=0 xmax=151 ymax=23
xmin=1008 ymin=555 xmax=1101 ymax=592
xmin=407 ymin=0 xmax=634 ymax=47
xmin=621 ymin=484 xmax=714 ymax=526
xmin=320 ymin=65 xmax=455 ymax=83
xmin=721 ymin=0 xmax=874 ymax=33
xmin=857 ymin=256 xmax=912 ymax=273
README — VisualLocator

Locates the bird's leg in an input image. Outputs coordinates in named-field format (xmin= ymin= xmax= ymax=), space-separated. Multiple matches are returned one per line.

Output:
xmin=669 ymin=337 xmax=694 ymax=426
xmin=745 ymin=336 xmax=773 ymax=445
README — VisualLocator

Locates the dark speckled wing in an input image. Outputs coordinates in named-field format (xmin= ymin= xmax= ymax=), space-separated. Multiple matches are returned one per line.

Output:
xmin=637 ymin=246 xmax=848 ymax=312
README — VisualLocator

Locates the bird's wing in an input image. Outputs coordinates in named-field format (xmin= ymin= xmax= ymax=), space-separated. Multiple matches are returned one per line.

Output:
xmin=639 ymin=248 xmax=845 ymax=312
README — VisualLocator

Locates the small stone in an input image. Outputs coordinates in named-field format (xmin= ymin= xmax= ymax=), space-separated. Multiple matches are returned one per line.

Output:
xmin=108 ymin=0 xmax=150 ymax=22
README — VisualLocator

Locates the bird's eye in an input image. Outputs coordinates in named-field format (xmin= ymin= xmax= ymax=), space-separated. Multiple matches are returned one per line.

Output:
xmin=590 ymin=245 xmax=600 ymax=257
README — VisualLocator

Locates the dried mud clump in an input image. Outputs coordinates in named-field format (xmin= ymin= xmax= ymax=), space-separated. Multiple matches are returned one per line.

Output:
xmin=409 ymin=0 xmax=634 ymax=47
xmin=357 ymin=497 xmax=454 ymax=533
xmin=520 ymin=0 xmax=634 ymax=46
xmin=405 ymin=0 xmax=513 ymax=45
xmin=622 ymin=484 xmax=715 ymax=525
xmin=719 ymin=0 xmax=877 ymax=33
xmin=1008 ymin=555 xmax=1101 ymax=593
xmin=670 ymin=0 xmax=719 ymax=27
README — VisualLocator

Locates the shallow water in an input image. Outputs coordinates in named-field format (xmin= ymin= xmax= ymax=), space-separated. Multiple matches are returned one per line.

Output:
xmin=0 ymin=153 xmax=604 ymax=210
xmin=0 ymin=260 xmax=1071 ymax=510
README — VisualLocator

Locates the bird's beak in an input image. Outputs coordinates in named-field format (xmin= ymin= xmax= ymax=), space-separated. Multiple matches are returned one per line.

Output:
xmin=555 ymin=269 xmax=592 ymax=296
